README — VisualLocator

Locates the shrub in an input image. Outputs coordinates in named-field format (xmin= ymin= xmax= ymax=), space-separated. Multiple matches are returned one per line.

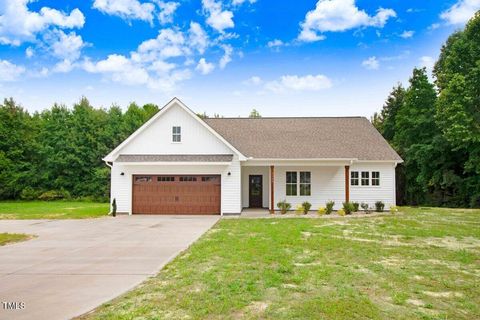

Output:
xmin=361 ymin=202 xmax=370 ymax=214
xmin=20 ymin=187 xmax=41 ymax=200
xmin=317 ymin=207 xmax=326 ymax=215
xmin=389 ymin=205 xmax=398 ymax=214
xmin=325 ymin=201 xmax=335 ymax=215
xmin=337 ymin=208 xmax=345 ymax=216
xmin=352 ymin=202 xmax=359 ymax=212
xmin=277 ymin=200 xmax=291 ymax=214
xmin=375 ymin=201 xmax=385 ymax=212
xmin=295 ymin=205 xmax=304 ymax=215
xmin=302 ymin=201 xmax=312 ymax=214
xmin=342 ymin=201 xmax=355 ymax=215
xmin=38 ymin=189 xmax=71 ymax=201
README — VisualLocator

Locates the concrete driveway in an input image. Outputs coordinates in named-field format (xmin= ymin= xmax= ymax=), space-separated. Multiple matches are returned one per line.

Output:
xmin=0 ymin=215 xmax=219 ymax=320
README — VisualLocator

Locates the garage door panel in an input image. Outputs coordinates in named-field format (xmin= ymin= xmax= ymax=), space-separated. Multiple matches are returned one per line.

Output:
xmin=133 ymin=175 xmax=221 ymax=215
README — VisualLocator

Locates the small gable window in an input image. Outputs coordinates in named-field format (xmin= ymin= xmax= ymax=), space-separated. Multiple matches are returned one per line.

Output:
xmin=172 ymin=126 xmax=181 ymax=142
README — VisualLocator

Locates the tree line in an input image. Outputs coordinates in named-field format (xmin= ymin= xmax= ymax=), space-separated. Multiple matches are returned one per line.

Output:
xmin=0 ymin=98 xmax=159 ymax=201
xmin=372 ymin=11 xmax=479 ymax=208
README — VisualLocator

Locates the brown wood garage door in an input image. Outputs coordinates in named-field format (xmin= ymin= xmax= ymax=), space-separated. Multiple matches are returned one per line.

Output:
xmin=132 ymin=175 xmax=221 ymax=215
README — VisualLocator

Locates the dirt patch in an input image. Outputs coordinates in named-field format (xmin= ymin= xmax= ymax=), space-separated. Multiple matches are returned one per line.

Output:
xmin=376 ymin=258 xmax=404 ymax=267
xmin=301 ymin=231 xmax=312 ymax=238
xmin=407 ymin=299 xmax=425 ymax=307
xmin=246 ymin=301 xmax=269 ymax=313
xmin=422 ymin=236 xmax=480 ymax=251
xmin=423 ymin=291 xmax=464 ymax=298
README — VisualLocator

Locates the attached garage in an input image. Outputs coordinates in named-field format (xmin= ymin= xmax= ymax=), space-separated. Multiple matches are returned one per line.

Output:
xmin=132 ymin=175 xmax=221 ymax=215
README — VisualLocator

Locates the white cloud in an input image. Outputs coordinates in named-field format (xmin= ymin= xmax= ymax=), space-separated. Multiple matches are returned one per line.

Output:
xmin=219 ymin=44 xmax=232 ymax=69
xmin=42 ymin=29 xmax=87 ymax=73
xmin=0 ymin=0 xmax=84 ymax=45
xmin=440 ymin=0 xmax=480 ymax=25
xmin=362 ymin=56 xmax=379 ymax=70
xmin=196 ymin=58 xmax=215 ymax=75
xmin=419 ymin=56 xmax=435 ymax=72
xmin=265 ymin=74 xmax=332 ymax=92
xmin=428 ymin=23 xmax=440 ymax=30
xmin=232 ymin=0 xmax=257 ymax=5
xmin=93 ymin=0 xmax=155 ymax=23
xmin=202 ymin=0 xmax=234 ymax=32
xmin=134 ymin=28 xmax=189 ymax=61
xmin=189 ymin=22 xmax=209 ymax=54
xmin=267 ymin=39 xmax=284 ymax=48
xmin=156 ymin=1 xmax=180 ymax=24
xmin=400 ymin=30 xmax=414 ymax=38
xmin=0 ymin=60 xmax=25 ymax=81
xmin=243 ymin=76 xmax=263 ymax=85
xmin=298 ymin=0 xmax=396 ymax=42
xmin=25 ymin=47 xmax=34 ymax=58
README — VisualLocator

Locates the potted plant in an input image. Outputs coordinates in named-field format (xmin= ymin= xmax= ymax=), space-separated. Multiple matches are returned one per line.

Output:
xmin=277 ymin=200 xmax=291 ymax=214
xmin=302 ymin=201 xmax=312 ymax=214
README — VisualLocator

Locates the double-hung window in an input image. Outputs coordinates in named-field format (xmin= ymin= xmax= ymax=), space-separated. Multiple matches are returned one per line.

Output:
xmin=172 ymin=126 xmax=181 ymax=142
xmin=361 ymin=171 xmax=370 ymax=186
xmin=351 ymin=171 xmax=359 ymax=186
xmin=300 ymin=172 xmax=311 ymax=196
xmin=372 ymin=171 xmax=380 ymax=186
xmin=286 ymin=172 xmax=297 ymax=196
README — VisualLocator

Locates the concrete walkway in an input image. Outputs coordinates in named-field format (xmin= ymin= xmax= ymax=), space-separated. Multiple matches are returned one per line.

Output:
xmin=0 ymin=215 xmax=219 ymax=320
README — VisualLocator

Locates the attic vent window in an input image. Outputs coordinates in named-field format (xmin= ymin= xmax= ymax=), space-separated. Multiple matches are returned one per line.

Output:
xmin=172 ymin=126 xmax=181 ymax=142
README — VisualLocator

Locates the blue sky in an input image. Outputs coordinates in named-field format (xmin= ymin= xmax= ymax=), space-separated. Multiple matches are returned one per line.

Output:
xmin=0 ymin=0 xmax=479 ymax=116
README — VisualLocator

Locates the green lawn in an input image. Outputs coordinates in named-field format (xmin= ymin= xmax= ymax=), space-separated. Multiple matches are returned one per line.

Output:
xmin=82 ymin=207 xmax=480 ymax=320
xmin=0 ymin=233 xmax=33 ymax=246
xmin=0 ymin=201 xmax=109 ymax=219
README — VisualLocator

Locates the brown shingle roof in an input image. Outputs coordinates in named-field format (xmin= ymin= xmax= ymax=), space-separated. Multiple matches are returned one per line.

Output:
xmin=203 ymin=117 xmax=402 ymax=161
xmin=117 ymin=154 xmax=233 ymax=162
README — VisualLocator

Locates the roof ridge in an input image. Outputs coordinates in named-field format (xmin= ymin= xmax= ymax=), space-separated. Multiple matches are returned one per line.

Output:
xmin=204 ymin=116 xmax=367 ymax=119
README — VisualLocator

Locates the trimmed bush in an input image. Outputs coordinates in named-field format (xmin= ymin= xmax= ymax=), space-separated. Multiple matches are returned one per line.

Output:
xmin=317 ymin=207 xmax=326 ymax=215
xmin=325 ymin=201 xmax=335 ymax=215
xmin=277 ymin=200 xmax=291 ymax=214
xmin=361 ymin=202 xmax=370 ymax=214
xmin=20 ymin=187 xmax=41 ymax=200
xmin=295 ymin=205 xmax=304 ymax=215
xmin=38 ymin=189 xmax=71 ymax=201
xmin=352 ymin=202 xmax=359 ymax=212
xmin=302 ymin=201 xmax=312 ymax=214
xmin=375 ymin=201 xmax=385 ymax=212
xmin=342 ymin=201 xmax=355 ymax=215
xmin=337 ymin=209 xmax=345 ymax=216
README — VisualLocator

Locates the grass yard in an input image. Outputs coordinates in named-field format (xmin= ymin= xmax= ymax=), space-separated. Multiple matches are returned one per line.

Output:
xmin=83 ymin=207 xmax=480 ymax=320
xmin=0 ymin=201 xmax=109 ymax=219
xmin=0 ymin=233 xmax=33 ymax=246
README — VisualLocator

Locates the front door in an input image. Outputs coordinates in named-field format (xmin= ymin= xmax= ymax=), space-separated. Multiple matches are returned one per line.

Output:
xmin=249 ymin=175 xmax=263 ymax=208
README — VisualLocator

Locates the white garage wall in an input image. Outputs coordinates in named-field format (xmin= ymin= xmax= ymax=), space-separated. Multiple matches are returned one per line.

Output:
xmin=111 ymin=157 xmax=242 ymax=215
xmin=350 ymin=162 xmax=396 ymax=209
xmin=241 ymin=166 xmax=269 ymax=208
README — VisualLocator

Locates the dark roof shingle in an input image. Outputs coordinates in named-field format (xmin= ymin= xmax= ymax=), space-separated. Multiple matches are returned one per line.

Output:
xmin=204 ymin=117 xmax=402 ymax=161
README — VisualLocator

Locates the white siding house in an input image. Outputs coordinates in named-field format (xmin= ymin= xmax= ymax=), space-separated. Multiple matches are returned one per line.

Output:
xmin=104 ymin=98 xmax=402 ymax=215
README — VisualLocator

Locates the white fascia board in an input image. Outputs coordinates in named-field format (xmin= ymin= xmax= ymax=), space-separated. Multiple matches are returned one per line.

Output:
xmin=103 ymin=97 xmax=246 ymax=162
xmin=116 ymin=161 xmax=232 ymax=166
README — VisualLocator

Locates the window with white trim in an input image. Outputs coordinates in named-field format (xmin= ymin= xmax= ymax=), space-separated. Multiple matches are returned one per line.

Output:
xmin=351 ymin=171 xmax=359 ymax=186
xmin=300 ymin=171 xmax=311 ymax=196
xmin=361 ymin=171 xmax=369 ymax=186
xmin=286 ymin=172 xmax=297 ymax=196
xmin=172 ymin=126 xmax=181 ymax=142
xmin=372 ymin=171 xmax=380 ymax=186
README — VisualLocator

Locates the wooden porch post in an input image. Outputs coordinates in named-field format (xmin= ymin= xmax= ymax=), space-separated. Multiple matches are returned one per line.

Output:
xmin=345 ymin=165 xmax=350 ymax=202
xmin=270 ymin=165 xmax=275 ymax=213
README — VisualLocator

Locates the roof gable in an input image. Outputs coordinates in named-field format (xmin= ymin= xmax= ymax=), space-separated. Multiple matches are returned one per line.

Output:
xmin=103 ymin=98 xmax=246 ymax=162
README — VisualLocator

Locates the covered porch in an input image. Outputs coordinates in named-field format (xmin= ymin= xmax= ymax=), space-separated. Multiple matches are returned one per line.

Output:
xmin=241 ymin=160 xmax=353 ymax=213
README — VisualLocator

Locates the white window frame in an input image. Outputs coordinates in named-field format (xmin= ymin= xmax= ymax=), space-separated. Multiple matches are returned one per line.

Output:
xmin=351 ymin=171 xmax=359 ymax=186
xmin=361 ymin=171 xmax=370 ymax=186
xmin=299 ymin=171 xmax=311 ymax=196
xmin=372 ymin=171 xmax=380 ymax=186
xmin=172 ymin=126 xmax=181 ymax=143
